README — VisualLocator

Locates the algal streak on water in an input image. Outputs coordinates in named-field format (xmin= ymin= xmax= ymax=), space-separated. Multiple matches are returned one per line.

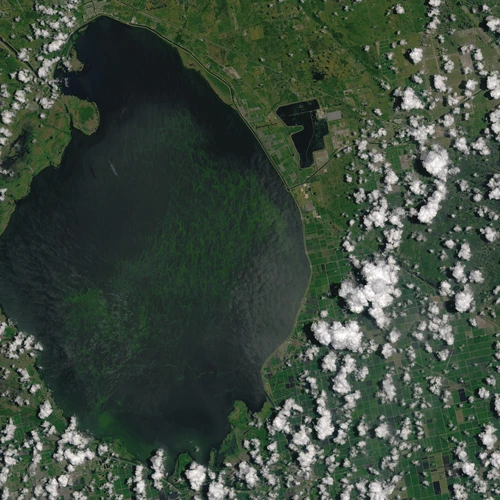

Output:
xmin=0 ymin=17 xmax=310 ymax=463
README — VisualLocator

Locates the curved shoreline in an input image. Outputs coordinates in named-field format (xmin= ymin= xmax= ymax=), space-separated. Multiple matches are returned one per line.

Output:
xmin=0 ymin=13 xmax=314 ymax=469
xmin=60 ymin=15 xmax=314 ymax=409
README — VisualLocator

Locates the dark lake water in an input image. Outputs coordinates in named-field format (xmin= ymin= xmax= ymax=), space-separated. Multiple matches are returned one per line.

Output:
xmin=0 ymin=17 xmax=310 ymax=462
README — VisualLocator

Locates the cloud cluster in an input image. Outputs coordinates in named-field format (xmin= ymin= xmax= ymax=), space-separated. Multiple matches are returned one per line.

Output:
xmin=487 ymin=72 xmax=500 ymax=99
xmin=408 ymin=48 xmax=423 ymax=64
xmin=315 ymin=391 xmax=334 ymax=440
xmin=486 ymin=16 xmax=500 ymax=34
xmin=38 ymin=400 xmax=52 ymax=419
xmin=185 ymin=462 xmax=206 ymax=491
xmin=421 ymin=145 xmax=449 ymax=180
xmin=132 ymin=465 xmax=147 ymax=500
xmin=417 ymin=181 xmax=447 ymax=224
xmin=399 ymin=87 xmax=425 ymax=111
xmin=53 ymin=417 xmax=95 ymax=469
xmin=150 ymin=449 xmax=165 ymax=490
xmin=269 ymin=398 xmax=303 ymax=435
xmin=339 ymin=257 xmax=401 ymax=328
xmin=312 ymin=320 xmax=364 ymax=351
xmin=455 ymin=286 xmax=475 ymax=313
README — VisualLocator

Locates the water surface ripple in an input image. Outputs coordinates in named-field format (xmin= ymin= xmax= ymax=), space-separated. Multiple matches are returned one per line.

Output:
xmin=0 ymin=17 xmax=310 ymax=461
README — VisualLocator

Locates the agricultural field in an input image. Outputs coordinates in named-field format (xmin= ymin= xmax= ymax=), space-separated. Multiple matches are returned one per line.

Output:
xmin=2 ymin=0 xmax=500 ymax=499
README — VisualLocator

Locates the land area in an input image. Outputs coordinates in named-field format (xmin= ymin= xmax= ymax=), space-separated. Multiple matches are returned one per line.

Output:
xmin=2 ymin=0 xmax=500 ymax=499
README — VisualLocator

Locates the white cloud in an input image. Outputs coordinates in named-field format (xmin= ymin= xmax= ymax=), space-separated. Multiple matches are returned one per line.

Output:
xmin=469 ymin=270 xmax=484 ymax=283
xmin=377 ymin=373 xmax=397 ymax=403
xmin=292 ymin=425 xmax=310 ymax=446
xmin=480 ymin=226 xmax=498 ymax=242
xmin=38 ymin=400 xmax=53 ymax=419
xmin=133 ymin=465 xmax=147 ymax=500
xmin=374 ymin=422 xmax=390 ymax=439
xmin=185 ymin=462 xmax=206 ymax=491
xmin=495 ymin=394 xmax=500 ymax=417
xmin=458 ymin=242 xmax=471 ymax=261
xmin=312 ymin=320 xmax=364 ymax=351
xmin=315 ymin=391 xmax=334 ymax=440
xmin=417 ymin=181 xmax=447 ymax=224
xmin=396 ymin=87 xmax=425 ymax=110
xmin=238 ymin=462 xmax=259 ymax=488
xmin=454 ymin=137 xmax=469 ymax=155
xmin=150 ymin=449 xmax=165 ymax=490
xmin=452 ymin=262 xmax=467 ymax=283
xmin=0 ymin=419 xmax=16 ymax=443
xmin=433 ymin=75 xmax=448 ymax=92
xmin=488 ymin=174 xmax=500 ymax=199
xmin=381 ymin=343 xmax=395 ymax=358
xmin=408 ymin=48 xmax=423 ymax=64
xmin=421 ymin=145 xmax=449 ymax=180
xmin=479 ymin=424 xmax=497 ymax=450
xmin=1 ymin=110 xmax=15 ymax=125
xmin=339 ymin=256 xmax=401 ymax=328
xmin=486 ymin=16 xmax=500 ymax=34
xmin=321 ymin=351 xmax=338 ymax=372
xmin=455 ymin=286 xmax=475 ymax=313
xmin=471 ymin=137 xmax=490 ymax=156
xmin=269 ymin=398 xmax=303 ymax=435
xmin=208 ymin=478 xmax=231 ymax=500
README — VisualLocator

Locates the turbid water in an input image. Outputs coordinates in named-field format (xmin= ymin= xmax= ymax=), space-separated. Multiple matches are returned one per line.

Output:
xmin=0 ymin=17 xmax=310 ymax=462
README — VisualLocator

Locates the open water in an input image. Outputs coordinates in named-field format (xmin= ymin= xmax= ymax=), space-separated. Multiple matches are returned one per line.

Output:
xmin=0 ymin=17 xmax=310 ymax=462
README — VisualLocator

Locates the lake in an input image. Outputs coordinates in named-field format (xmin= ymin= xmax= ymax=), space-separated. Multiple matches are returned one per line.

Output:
xmin=0 ymin=17 xmax=310 ymax=463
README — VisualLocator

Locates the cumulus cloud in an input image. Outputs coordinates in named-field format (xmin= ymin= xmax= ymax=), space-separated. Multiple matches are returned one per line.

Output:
xmin=377 ymin=373 xmax=397 ymax=403
xmin=150 ymin=449 xmax=165 ymax=490
xmin=374 ymin=422 xmax=390 ymax=439
xmin=458 ymin=242 xmax=471 ymax=261
xmin=311 ymin=320 xmax=364 ymax=351
xmin=185 ymin=462 xmax=206 ymax=491
xmin=487 ymin=72 xmax=500 ymax=99
xmin=315 ymin=391 xmax=334 ymax=440
xmin=208 ymin=478 xmax=232 ymax=499
xmin=408 ymin=48 xmax=423 ymax=64
xmin=421 ymin=145 xmax=449 ymax=180
xmin=455 ymin=285 xmax=475 ymax=313
xmin=321 ymin=351 xmax=338 ymax=372
xmin=38 ymin=400 xmax=53 ymax=419
xmin=454 ymin=137 xmax=469 ymax=155
xmin=480 ymin=226 xmax=498 ymax=242
xmin=269 ymin=398 xmax=303 ymax=435
xmin=339 ymin=256 xmax=401 ymax=328
xmin=452 ymin=262 xmax=467 ymax=283
xmin=488 ymin=174 xmax=500 ymax=199
xmin=53 ymin=417 xmax=95 ymax=467
xmin=480 ymin=424 xmax=497 ymax=450
xmin=133 ymin=465 xmax=147 ymax=500
xmin=486 ymin=16 xmax=500 ymax=35
xmin=433 ymin=75 xmax=448 ymax=92
xmin=0 ymin=419 xmax=16 ymax=443
xmin=1 ymin=110 xmax=15 ymax=125
xmin=417 ymin=181 xmax=447 ymax=224
xmin=238 ymin=462 xmax=259 ymax=488
xmin=396 ymin=87 xmax=425 ymax=110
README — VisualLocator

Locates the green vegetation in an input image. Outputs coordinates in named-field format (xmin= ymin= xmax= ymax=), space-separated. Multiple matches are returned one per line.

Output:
xmin=0 ymin=98 xmax=80 ymax=235
xmin=63 ymin=95 xmax=100 ymax=135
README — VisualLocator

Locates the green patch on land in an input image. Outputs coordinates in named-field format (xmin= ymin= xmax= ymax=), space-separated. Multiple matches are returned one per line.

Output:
xmin=62 ymin=95 xmax=100 ymax=136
